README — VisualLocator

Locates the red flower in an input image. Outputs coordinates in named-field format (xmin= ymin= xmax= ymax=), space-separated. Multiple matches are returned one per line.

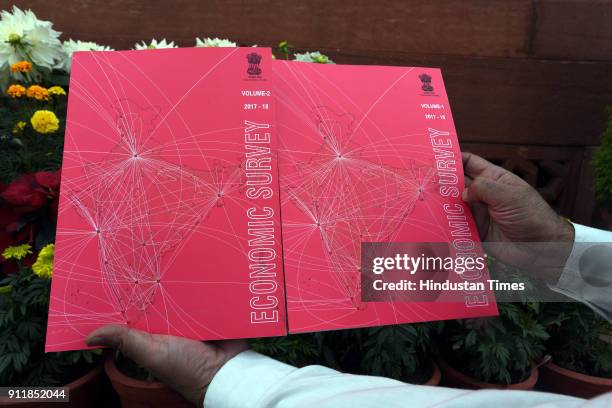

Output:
xmin=0 ymin=171 xmax=61 ymax=276
xmin=1 ymin=171 xmax=60 ymax=210
xmin=34 ymin=171 xmax=61 ymax=190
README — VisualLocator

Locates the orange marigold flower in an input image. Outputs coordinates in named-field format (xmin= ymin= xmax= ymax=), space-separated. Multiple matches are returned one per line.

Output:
xmin=10 ymin=61 xmax=33 ymax=73
xmin=7 ymin=84 xmax=26 ymax=98
xmin=26 ymin=85 xmax=50 ymax=101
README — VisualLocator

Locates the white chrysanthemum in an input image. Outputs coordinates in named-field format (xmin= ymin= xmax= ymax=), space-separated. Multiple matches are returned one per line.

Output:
xmin=294 ymin=51 xmax=334 ymax=64
xmin=134 ymin=38 xmax=177 ymax=50
xmin=57 ymin=39 xmax=114 ymax=72
xmin=0 ymin=6 xmax=62 ymax=71
xmin=195 ymin=37 xmax=237 ymax=47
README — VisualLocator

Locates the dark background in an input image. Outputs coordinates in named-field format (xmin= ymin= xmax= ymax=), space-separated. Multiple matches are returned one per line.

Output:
xmin=10 ymin=0 xmax=612 ymax=224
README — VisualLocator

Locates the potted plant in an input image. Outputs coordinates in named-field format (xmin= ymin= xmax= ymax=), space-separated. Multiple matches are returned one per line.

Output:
xmin=253 ymin=323 xmax=441 ymax=385
xmin=342 ymin=323 xmax=441 ymax=385
xmin=435 ymin=303 xmax=546 ymax=389
xmin=251 ymin=332 xmax=321 ymax=367
xmin=0 ymin=244 xmax=103 ymax=407
xmin=593 ymin=107 xmax=612 ymax=229
xmin=539 ymin=303 xmax=612 ymax=398
xmin=104 ymin=351 xmax=192 ymax=408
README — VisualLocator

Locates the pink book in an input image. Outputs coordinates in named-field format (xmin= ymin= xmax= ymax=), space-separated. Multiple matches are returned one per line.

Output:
xmin=46 ymin=47 xmax=285 ymax=351
xmin=273 ymin=60 xmax=497 ymax=334
xmin=46 ymin=49 xmax=496 ymax=352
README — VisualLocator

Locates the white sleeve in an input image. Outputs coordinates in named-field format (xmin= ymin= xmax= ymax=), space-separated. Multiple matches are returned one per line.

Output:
xmin=204 ymin=350 xmax=610 ymax=408
xmin=551 ymin=223 xmax=612 ymax=321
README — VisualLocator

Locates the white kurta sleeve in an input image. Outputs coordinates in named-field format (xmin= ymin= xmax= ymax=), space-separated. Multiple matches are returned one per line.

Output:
xmin=551 ymin=223 xmax=612 ymax=321
xmin=204 ymin=350 xmax=609 ymax=408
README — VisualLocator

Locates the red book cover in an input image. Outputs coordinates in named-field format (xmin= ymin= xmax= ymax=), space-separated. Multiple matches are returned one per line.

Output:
xmin=46 ymin=47 xmax=285 ymax=351
xmin=273 ymin=60 xmax=497 ymax=333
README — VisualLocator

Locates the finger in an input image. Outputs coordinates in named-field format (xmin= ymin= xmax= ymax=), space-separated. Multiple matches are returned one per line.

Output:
xmin=86 ymin=324 xmax=160 ymax=364
xmin=461 ymin=152 xmax=506 ymax=180
xmin=462 ymin=176 xmax=514 ymax=207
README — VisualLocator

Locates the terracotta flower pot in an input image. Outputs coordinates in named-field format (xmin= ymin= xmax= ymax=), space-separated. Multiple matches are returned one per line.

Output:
xmin=424 ymin=360 xmax=442 ymax=386
xmin=0 ymin=362 xmax=104 ymax=407
xmin=539 ymin=361 xmax=612 ymax=399
xmin=436 ymin=356 xmax=538 ymax=390
xmin=104 ymin=354 xmax=192 ymax=408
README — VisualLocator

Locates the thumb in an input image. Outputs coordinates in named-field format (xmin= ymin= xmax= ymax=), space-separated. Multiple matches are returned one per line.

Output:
xmin=86 ymin=324 xmax=159 ymax=364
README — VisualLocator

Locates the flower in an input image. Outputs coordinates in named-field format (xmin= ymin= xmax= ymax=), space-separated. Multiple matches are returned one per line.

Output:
xmin=134 ymin=38 xmax=177 ymax=50
xmin=30 ymin=110 xmax=59 ymax=134
xmin=1 ymin=171 xmax=61 ymax=209
xmin=12 ymin=121 xmax=26 ymax=134
xmin=195 ymin=37 xmax=237 ymax=47
xmin=10 ymin=60 xmax=32 ymax=73
xmin=56 ymin=39 xmax=114 ymax=72
xmin=47 ymin=85 xmax=66 ymax=96
xmin=26 ymin=84 xmax=49 ymax=100
xmin=2 ymin=243 xmax=32 ymax=260
xmin=0 ymin=172 xmax=60 ymax=275
xmin=6 ymin=83 xmax=25 ymax=97
xmin=0 ymin=6 xmax=63 ymax=71
xmin=32 ymin=243 xmax=54 ymax=278
xmin=294 ymin=51 xmax=334 ymax=64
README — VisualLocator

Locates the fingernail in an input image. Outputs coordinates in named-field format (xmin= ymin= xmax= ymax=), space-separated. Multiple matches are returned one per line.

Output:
xmin=461 ymin=188 xmax=469 ymax=202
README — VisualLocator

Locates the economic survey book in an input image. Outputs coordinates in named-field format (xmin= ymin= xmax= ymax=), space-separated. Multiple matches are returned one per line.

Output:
xmin=45 ymin=47 xmax=497 ymax=352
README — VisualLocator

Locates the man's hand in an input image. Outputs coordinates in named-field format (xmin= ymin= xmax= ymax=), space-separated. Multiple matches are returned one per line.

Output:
xmin=461 ymin=152 xmax=575 ymax=282
xmin=86 ymin=325 xmax=248 ymax=406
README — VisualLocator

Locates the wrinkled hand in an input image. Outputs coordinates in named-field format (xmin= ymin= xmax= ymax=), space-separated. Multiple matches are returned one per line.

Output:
xmin=86 ymin=325 xmax=248 ymax=406
xmin=461 ymin=152 xmax=575 ymax=282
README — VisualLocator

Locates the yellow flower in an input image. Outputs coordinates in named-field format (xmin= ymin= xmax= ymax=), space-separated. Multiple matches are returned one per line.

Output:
xmin=48 ymin=86 xmax=66 ymax=96
xmin=2 ymin=244 xmax=32 ymax=260
xmin=7 ymin=84 xmax=26 ymax=98
xmin=12 ymin=121 xmax=26 ymax=134
xmin=10 ymin=61 xmax=33 ymax=73
xmin=30 ymin=110 xmax=59 ymax=133
xmin=32 ymin=244 xmax=54 ymax=279
xmin=26 ymin=85 xmax=50 ymax=101
xmin=31 ymin=110 xmax=59 ymax=134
